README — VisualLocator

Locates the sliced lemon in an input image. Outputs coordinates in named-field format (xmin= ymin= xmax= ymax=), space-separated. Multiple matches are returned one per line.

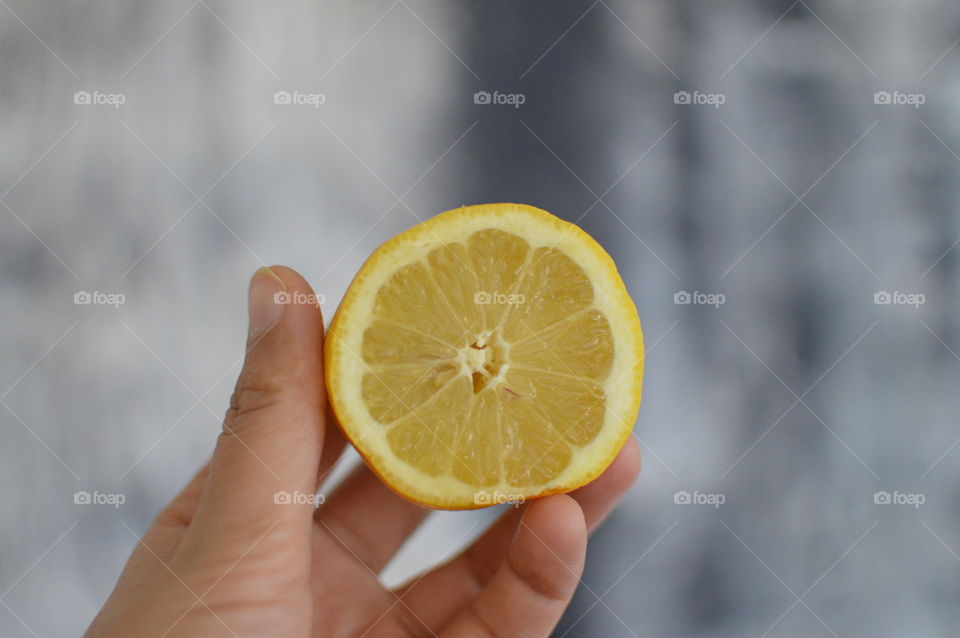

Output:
xmin=325 ymin=203 xmax=643 ymax=509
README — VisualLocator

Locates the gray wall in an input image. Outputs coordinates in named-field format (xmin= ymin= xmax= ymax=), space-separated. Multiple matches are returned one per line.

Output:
xmin=2 ymin=1 xmax=959 ymax=636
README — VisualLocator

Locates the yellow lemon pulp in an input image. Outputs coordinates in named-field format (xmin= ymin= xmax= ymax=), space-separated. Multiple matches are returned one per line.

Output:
xmin=325 ymin=203 xmax=643 ymax=509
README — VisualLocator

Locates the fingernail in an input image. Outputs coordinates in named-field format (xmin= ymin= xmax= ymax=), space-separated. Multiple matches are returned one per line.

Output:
xmin=248 ymin=267 xmax=286 ymax=338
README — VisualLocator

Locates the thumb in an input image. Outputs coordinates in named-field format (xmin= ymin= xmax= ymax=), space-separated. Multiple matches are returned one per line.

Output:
xmin=181 ymin=266 xmax=326 ymax=552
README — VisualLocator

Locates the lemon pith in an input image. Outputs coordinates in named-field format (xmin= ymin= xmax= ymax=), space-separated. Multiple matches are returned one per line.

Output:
xmin=325 ymin=203 xmax=644 ymax=509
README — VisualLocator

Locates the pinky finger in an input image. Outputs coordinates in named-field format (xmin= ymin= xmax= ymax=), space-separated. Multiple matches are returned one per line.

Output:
xmin=440 ymin=495 xmax=586 ymax=638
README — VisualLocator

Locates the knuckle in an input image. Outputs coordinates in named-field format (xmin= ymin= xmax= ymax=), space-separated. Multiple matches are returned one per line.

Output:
xmin=462 ymin=602 xmax=501 ymax=638
xmin=223 ymin=371 xmax=292 ymax=433
xmin=507 ymin=546 xmax=576 ymax=604
xmin=230 ymin=371 xmax=288 ymax=417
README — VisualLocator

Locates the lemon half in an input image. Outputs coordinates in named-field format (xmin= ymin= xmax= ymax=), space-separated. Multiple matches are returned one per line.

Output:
xmin=325 ymin=203 xmax=643 ymax=509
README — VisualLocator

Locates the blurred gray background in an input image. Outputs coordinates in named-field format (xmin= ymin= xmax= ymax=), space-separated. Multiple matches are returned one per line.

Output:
xmin=2 ymin=1 xmax=960 ymax=636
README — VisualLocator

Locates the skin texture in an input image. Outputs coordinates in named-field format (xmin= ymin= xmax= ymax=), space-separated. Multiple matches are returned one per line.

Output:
xmin=85 ymin=265 xmax=642 ymax=638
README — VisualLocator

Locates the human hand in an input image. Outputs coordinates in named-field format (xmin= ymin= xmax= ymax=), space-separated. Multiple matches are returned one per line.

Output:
xmin=86 ymin=265 xmax=641 ymax=638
